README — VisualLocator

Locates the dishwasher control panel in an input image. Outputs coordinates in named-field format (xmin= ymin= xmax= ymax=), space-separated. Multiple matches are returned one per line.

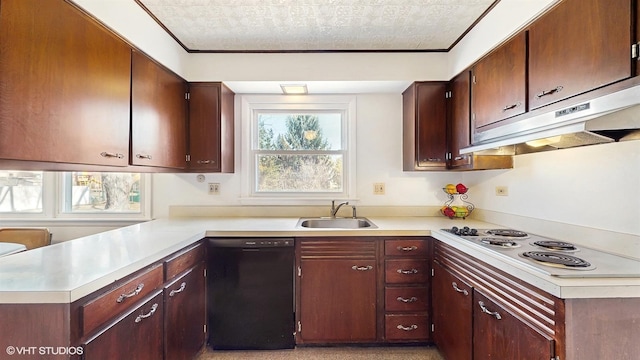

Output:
xmin=208 ymin=238 xmax=294 ymax=248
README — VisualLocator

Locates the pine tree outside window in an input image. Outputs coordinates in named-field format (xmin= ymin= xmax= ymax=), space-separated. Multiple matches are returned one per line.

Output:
xmin=242 ymin=95 xmax=356 ymax=201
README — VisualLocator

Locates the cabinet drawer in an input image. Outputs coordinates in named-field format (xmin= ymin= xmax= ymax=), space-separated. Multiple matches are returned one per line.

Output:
xmin=385 ymin=239 xmax=428 ymax=257
xmin=83 ymin=290 xmax=164 ymax=360
xmin=385 ymin=259 xmax=429 ymax=284
xmin=82 ymin=264 xmax=163 ymax=336
xmin=385 ymin=314 xmax=429 ymax=341
xmin=385 ymin=287 xmax=428 ymax=312
xmin=164 ymin=243 xmax=203 ymax=281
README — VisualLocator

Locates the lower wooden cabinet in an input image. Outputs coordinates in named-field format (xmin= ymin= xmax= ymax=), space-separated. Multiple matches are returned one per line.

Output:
xmin=296 ymin=237 xmax=434 ymax=345
xmin=82 ymin=291 xmax=164 ymax=360
xmin=297 ymin=238 xmax=377 ymax=343
xmin=432 ymin=261 xmax=472 ymax=360
xmin=383 ymin=238 xmax=431 ymax=343
xmin=434 ymin=241 xmax=560 ymax=360
xmin=473 ymin=290 xmax=554 ymax=360
xmin=164 ymin=263 xmax=206 ymax=360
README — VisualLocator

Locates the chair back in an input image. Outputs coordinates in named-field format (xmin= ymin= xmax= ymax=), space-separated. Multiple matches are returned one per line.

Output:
xmin=0 ymin=228 xmax=52 ymax=250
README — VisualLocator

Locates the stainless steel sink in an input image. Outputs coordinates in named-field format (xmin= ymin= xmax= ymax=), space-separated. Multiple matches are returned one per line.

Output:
xmin=296 ymin=217 xmax=377 ymax=229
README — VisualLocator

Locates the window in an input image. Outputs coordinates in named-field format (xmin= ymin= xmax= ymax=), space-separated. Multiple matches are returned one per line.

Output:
xmin=0 ymin=171 xmax=149 ymax=220
xmin=0 ymin=171 xmax=43 ymax=213
xmin=242 ymin=95 xmax=356 ymax=202
xmin=60 ymin=172 xmax=142 ymax=214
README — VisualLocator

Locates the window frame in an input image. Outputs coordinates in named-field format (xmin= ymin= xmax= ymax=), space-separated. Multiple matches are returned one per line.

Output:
xmin=0 ymin=172 xmax=151 ymax=223
xmin=240 ymin=94 xmax=357 ymax=204
xmin=56 ymin=172 xmax=151 ymax=221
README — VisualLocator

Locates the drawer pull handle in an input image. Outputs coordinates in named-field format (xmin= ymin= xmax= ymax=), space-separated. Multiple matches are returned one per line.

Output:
xmin=535 ymin=86 xmax=563 ymax=99
xmin=397 ymin=324 xmax=418 ymax=331
xmin=502 ymin=102 xmax=521 ymax=111
xmin=397 ymin=268 xmax=418 ymax=275
xmin=452 ymin=282 xmax=469 ymax=296
xmin=396 ymin=296 xmax=418 ymax=303
xmin=116 ymin=283 xmax=144 ymax=303
xmin=136 ymin=154 xmax=153 ymax=160
xmin=134 ymin=303 xmax=158 ymax=323
xmin=197 ymin=160 xmax=215 ymax=164
xmin=100 ymin=151 xmax=124 ymax=159
xmin=397 ymin=246 xmax=418 ymax=252
xmin=352 ymin=265 xmax=373 ymax=271
xmin=454 ymin=155 xmax=466 ymax=161
xmin=169 ymin=282 xmax=186 ymax=297
xmin=478 ymin=301 xmax=502 ymax=320
xmin=424 ymin=158 xmax=441 ymax=162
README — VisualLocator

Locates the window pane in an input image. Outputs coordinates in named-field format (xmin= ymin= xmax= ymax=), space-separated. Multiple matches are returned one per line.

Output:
xmin=0 ymin=171 xmax=43 ymax=213
xmin=257 ymin=154 xmax=343 ymax=192
xmin=257 ymin=113 xmax=342 ymax=150
xmin=66 ymin=172 xmax=141 ymax=213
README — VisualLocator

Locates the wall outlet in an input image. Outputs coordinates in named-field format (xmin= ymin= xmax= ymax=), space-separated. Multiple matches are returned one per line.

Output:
xmin=373 ymin=183 xmax=385 ymax=195
xmin=209 ymin=183 xmax=220 ymax=195
xmin=495 ymin=186 xmax=509 ymax=196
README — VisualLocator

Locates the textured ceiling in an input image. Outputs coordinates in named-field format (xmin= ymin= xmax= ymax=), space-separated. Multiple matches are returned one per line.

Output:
xmin=136 ymin=0 xmax=498 ymax=52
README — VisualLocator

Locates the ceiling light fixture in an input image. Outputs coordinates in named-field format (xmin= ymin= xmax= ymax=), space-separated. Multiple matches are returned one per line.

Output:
xmin=280 ymin=84 xmax=308 ymax=95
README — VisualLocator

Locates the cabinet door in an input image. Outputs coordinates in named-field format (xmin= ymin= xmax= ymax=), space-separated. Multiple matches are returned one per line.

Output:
xmin=432 ymin=262 xmax=472 ymax=360
xmin=529 ymin=0 xmax=632 ymax=109
xmin=83 ymin=291 xmax=164 ymax=360
xmin=299 ymin=258 xmax=377 ymax=342
xmin=0 ymin=0 xmax=130 ymax=166
xmin=131 ymin=51 xmax=187 ymax=169
xmin=164 ymin=263 xmax=206 ymax=360
xmin=472 ymin=32 xmax=526 ymax=129
xmin=473 ymin=290 xmax=555 ymax=360
xmin=402 ymin=82 xmax=447 ymax=171
xmin=448 ymin=71 xmax=472 ymax=169
xmin=188 ymin=83 xmax=235 ymax=172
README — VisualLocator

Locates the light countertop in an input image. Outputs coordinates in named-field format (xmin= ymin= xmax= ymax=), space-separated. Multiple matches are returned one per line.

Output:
xmin=0 ymin=216 xmax=638 ymax=304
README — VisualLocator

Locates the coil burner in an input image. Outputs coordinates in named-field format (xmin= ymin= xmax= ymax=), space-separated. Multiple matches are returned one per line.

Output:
xmin=480 ymin=238 xmax=520 ymax=248
xmin=519 ymin=251 xmax=595 ymax=270
xmin=485 ymin=229 xmax=529 ymax=239
xmin=532 ymin=240 xmax=578 ymax=252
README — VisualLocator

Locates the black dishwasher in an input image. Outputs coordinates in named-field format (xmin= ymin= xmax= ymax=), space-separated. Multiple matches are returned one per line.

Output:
xmin=207 ymin=238 xmax=295 ymax=350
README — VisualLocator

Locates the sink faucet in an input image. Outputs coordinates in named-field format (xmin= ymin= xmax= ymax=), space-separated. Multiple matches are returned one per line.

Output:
xmin=330 ymin=200 xmax=349 ymax=217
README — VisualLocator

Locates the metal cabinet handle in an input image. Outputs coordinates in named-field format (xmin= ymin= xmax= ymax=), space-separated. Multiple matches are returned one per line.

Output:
xmin=134 ymin=303 xmax=158 ymax=323
xmin=197 ymin=160 xmax=215 ymax=164
xmin=454 ymin=155 xmax=467 ymax=161
xmin=116 ymin=283 xmax=144 ymax=303
xmin=478 ymin=301 xmax=502 ymax=320
xmin=352 ymin=265 xmax=373 ymax=271
xmin=502 ymin=102 xmax=522 ymax=111
xmin=136 ymin=154 xmax=152 ymax=160
xmin=397 ymin=268 xmax=419 ymax=275
xmin=397 ymin=246 xmax=418 ymax=252
xmin=396 ymin=324 xmax=418 ymax=331
xmin=452 ymin=282 xmax=469 ymax=296
xmin=100 ymin=152 xmax=124 ymax=159
xmin=424 ymin=158 xmax=442 ymax=162
xmin=169 ymin=282 xmax=186 ymax=297
xmin=535 ymin=86 xmax=563 ymax=99
xmin=396 ymin=296 xmax=418 ymax=303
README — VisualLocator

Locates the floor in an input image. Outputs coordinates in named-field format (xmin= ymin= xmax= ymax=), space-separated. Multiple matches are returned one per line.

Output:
xmin=196 ymin=346 xmax=444 ymax=360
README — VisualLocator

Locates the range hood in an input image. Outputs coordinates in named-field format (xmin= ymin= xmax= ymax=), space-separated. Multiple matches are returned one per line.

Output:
xmin=461 ymin=84 xmax=640 ymax=155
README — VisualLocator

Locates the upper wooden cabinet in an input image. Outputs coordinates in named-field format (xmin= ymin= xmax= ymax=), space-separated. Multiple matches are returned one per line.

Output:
xmin=472 ymin=32 xmax=527 ymax=129
xmin=528 ymin=0 xmax=632 ymax=109
xmin=402 ymin=82 xmax=448 ymax=171
xmin=187 ymin=83 xmax=235 ymax=173
xmin=0 ymin=0 xmax=130 ymax=166
xmin=448 ymin=71 xmax=473 ymax=169
xmin=131 ymin=51 xmax=188 ymax=169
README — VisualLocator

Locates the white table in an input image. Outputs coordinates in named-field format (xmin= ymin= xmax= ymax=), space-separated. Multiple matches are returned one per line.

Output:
xmin=0 ymin=242 xmax=27 ymax=257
